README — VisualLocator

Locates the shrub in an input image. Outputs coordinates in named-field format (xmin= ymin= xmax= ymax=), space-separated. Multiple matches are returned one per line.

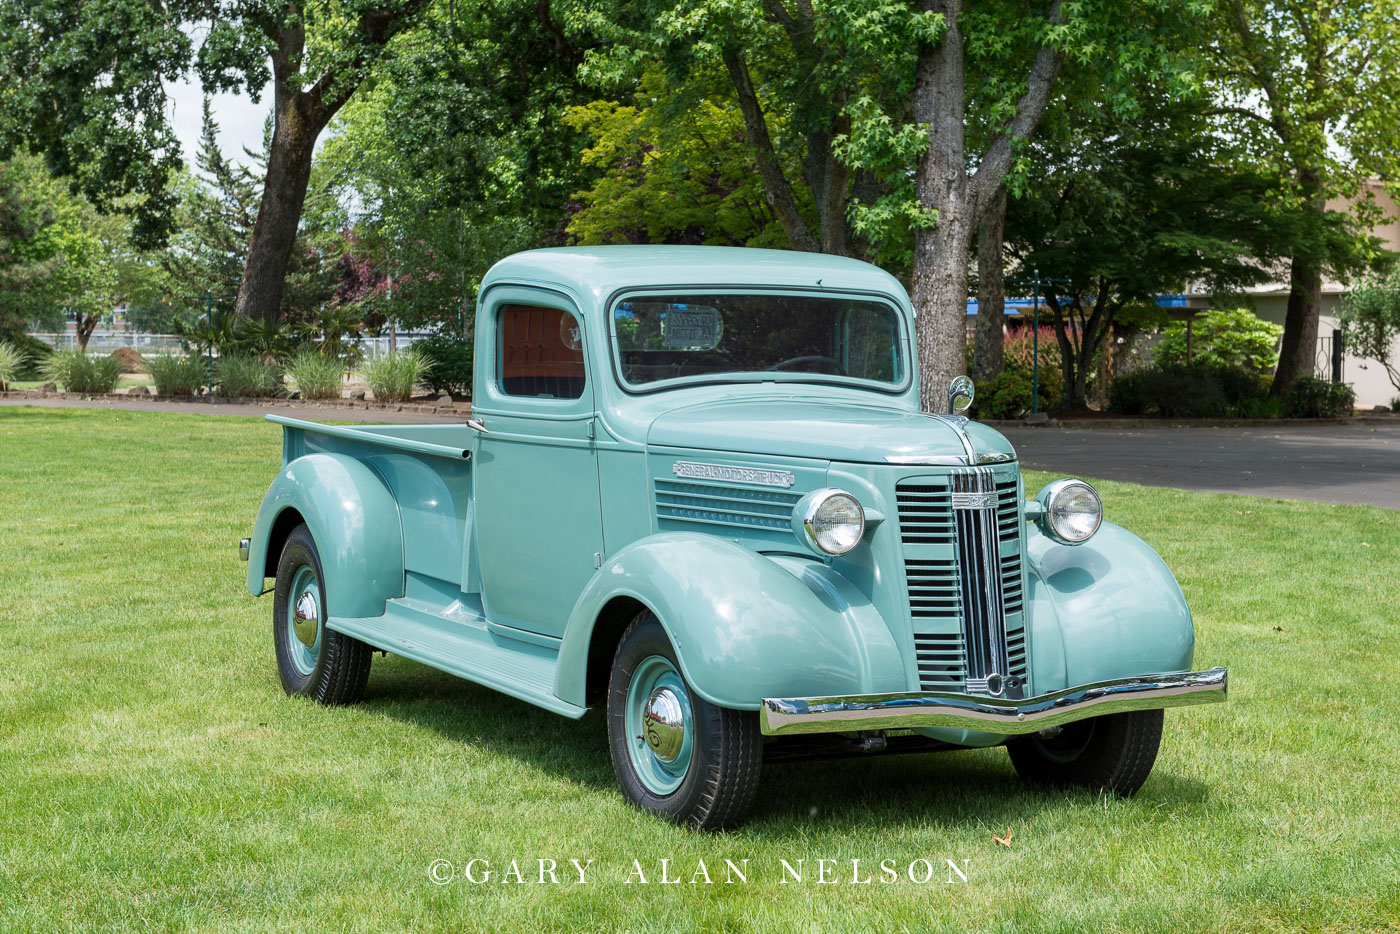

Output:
xmin=363 ymin=350 xmax=430 ymax=403
xmin=10 ymin=335 xmax=53 ymax=380
xmin=1392 ymin=396 xmax=1400 ymax=413
xmin=41 ymin=350 xmax=124 ymax=394
xmin=215 ymin=354 xmax=284 ymax=397
xmin=0 ymin=341 xmax=25 ymax=390
xmin=1154 ymin=309 xmax=1284 ymax=374
xmin=1108 ymin=362 xmax=1270 ymax=418
xmin=971 ymin=358 xmax=1062 ymax=418
xmin=973 ymin=369 xmax=1034 ymax=420
xmin=1283 ymin=376 xmax=1355 ymax=418
xmin=287 ymin=351 xmax=345 ymax=400
xmin=146 ymin=354 xmax=209 ymax=396
xmin=413 ymin=334 xmax=473 ymax=396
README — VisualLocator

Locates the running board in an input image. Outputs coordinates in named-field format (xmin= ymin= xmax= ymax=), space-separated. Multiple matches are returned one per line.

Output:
xmin=330 ymin=599 xmax=585 ymax=719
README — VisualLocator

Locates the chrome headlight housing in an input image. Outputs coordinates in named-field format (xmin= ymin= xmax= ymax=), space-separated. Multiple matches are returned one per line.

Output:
xmin=1035 ymin=479 xmax=1102 ymax=544
xmin=792 ymin=489 xmax=865 ymax=556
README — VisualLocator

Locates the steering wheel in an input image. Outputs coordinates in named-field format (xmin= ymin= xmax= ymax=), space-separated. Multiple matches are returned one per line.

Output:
xmin=767 ymin=355 xmax=847 ymax=376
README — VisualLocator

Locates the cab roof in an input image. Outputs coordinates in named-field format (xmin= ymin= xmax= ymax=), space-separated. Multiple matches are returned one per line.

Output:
xmin=480 ymin=246 xmax=911 ymax=309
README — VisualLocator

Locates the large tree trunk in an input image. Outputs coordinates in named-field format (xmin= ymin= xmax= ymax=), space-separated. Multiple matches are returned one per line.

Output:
xmin=913 ymin=215 xmax=976 ymax=413
xmin=909 ymin=0 xmax=1063 ymax=412
xmin=1270 ymin=253 xmax=1323 ymax=397
xmin=973 ymin=187 xmax=1007 ymax=382
xmin=1269 ymin=170 xmax=1325 ymax=398
xmin=234 ymin=95 xmax=323 ymax=329
xmin=232 ymin=2 xmax=426 ymax=329
xmin=911 ymin=0 xmax=973 ymax=413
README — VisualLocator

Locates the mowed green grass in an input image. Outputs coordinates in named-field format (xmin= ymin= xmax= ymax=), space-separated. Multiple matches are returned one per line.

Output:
xmin=1 ymin=406 xmax=1397 ymax=933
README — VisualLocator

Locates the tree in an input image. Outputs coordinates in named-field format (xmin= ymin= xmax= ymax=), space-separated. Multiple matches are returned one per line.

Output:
xmin=319 ymin=0 xmax=601 ymax=335
xmin=561 ymin=70 xmax=789 ymax=247
xmin=1154 ymin=309 xmax=1285 ymax=375
xmin=972 ymin=187 xmax=1007 ymax=382
xmin=1338 ymin=273 xmax=1400 ymax=394
xmin=0 ymin=156 xmax=62 ymax=343
xmin=163 ymin=105 xmax=346 ymax=335
xmin=1007 ymin=95 xmax=1311 ymax=409
xmin=0 ymin=0 xmax=429 ymax=330
xmin=1210 ymin=0 xmax=1400 ymax=397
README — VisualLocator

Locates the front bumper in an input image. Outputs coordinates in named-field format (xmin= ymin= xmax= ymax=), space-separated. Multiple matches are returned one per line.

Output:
xmin=759 ymin=667 xmax=1227 ymax=737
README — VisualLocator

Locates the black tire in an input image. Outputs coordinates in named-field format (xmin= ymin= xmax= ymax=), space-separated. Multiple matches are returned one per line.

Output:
xmin=272 ymin=524 xmax=373 ymax=705
xmin=606 ymin=612 xmax=763 ymax=830
xmin=1006 ymin=709 xmax=1164 ymax=797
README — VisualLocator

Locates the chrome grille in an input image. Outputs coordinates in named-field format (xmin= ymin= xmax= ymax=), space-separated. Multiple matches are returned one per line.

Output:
xmin=897 ymin=467 xmax=1027 ymax=696
xmin=913 ymin=633 xmax=964 ymax=691
xmin=654 ymin=479 xmax=801 ymax=532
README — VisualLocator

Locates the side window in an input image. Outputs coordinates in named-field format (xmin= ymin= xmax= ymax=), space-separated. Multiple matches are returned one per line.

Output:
xmin=497 ymin=304 xmax=587 ymax=399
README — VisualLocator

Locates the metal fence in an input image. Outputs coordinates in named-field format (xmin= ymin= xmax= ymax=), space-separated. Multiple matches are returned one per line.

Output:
xmin=31 ymin=331 xmax=436 ymax=360
xmin=31 ymin=332 xmax=185 ymax=354
xmin=1315 ymin=329 xmax=1344 ymax=383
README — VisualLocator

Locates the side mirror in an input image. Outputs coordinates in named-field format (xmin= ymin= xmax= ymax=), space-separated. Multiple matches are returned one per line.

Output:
xmin=947 ymin=376 xmax=974 ymax=414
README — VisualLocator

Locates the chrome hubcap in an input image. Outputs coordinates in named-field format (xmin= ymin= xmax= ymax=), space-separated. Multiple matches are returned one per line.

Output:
xmin=293 ymin=592 xmax=319 ymax=648
xmin=624 ymin=655 xmax=694 ymax=795
xmin=285 ymin=565 xmax=322 ymax=676
xmin=642 ymin=687 xmax=685 ymax=762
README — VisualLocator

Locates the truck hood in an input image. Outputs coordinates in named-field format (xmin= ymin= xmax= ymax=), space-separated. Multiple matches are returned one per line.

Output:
xmin=646 ymin=399 xmax=1017 ymax=465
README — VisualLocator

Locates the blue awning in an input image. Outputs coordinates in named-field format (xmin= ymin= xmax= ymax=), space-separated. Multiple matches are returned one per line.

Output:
xmin=965 ymin=294 xmax=1191 ymax=315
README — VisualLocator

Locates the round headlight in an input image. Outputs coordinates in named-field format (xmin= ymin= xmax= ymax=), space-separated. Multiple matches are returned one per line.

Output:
xmin=794 ymin=489 xmax=865 ymax=556
xmin=1038 ymin=479 xmax=1102 ymax=544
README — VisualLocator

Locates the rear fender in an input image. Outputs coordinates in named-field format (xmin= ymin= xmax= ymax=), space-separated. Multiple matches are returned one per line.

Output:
xmin=246 ymin=453 xmax=405 ymax=618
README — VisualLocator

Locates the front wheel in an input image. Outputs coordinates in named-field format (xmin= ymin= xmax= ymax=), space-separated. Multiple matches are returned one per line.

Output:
xmin=606 ymin=612 xmax=763 ymax=830
xmin=1006 ymin=709 xmax=1164 ymax=796
xmin=273 ymin=523 xmax=373 ymax=705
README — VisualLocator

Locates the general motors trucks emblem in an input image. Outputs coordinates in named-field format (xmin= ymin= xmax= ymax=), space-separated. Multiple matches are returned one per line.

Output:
xmin=671 ymin=461 xmax=797 ymax=488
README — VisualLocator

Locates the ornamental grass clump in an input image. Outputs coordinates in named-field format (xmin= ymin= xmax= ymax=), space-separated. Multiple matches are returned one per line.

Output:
xmin=146 ymin=354 xmax=208 ymax=396
xmin=363 ymin=350 xmax=429 ymax=403
xmin=0 ymin=341 xmax=25 ymax=390
xmin=215 ymin=354 xmax=284 ymax=398
xmin=287 ymin=350 xmax=346 ymax=400
xmin=42 ymin=350 xmax=123 ymax=394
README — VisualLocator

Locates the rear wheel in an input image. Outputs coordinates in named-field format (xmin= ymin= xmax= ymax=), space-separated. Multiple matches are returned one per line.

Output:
xmin=273 ymin=524 xmax=373 ymax=705
xmin=606 ymin=612 xmax=763 ymax=830
xmin=1006 ymin=709 xmax=1163 ymax=796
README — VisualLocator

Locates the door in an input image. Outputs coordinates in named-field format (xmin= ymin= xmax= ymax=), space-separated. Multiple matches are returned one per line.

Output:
xmin=472 ymin=288 xmax=604 ymax=638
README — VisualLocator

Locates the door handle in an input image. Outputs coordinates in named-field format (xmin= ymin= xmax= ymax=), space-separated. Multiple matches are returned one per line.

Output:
xmin=466 ymin=418 xmax=489 ymax=434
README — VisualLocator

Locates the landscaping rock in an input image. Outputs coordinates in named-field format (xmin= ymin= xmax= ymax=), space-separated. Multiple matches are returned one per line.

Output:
xmin=436 ymin=393 xmax=453 ymax=407
xmin=1372 ymin=405 xmax=1392 ymax=414
xmin=126 ymin=385 xmax=150 ymax=396
xmin=41 ymin=381 xmax=57 ymax=392
xmin=349 ymin=390 xmax=366 ymax=401
xmin=1025 ymin=412 xmax=1050 ymax=425
xmin=110 ymin=347 xmax=145 ymax=373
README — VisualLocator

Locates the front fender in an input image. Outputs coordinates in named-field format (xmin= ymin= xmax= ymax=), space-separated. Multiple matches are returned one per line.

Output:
xmin=245 ymin=453 xmax=405 ymax=618
xmin=555 ymin=533 xmax=906 ymax=710
xmin=1027 ymin=520 xmax=1194 ymax=691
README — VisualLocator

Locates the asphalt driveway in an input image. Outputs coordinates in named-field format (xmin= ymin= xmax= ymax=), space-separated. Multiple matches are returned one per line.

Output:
xmin=998 ymin=422 xmax=1400 ymax=509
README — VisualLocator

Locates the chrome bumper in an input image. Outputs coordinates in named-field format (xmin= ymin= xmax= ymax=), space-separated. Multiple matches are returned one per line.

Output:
xmin=759 ymin=667 xmax=1228 ymax=737
xmin=239 ymin=538 xmax=251 ymax=562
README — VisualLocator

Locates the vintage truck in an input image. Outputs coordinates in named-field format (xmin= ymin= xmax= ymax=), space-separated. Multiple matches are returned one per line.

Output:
xmin=241 ymin=246 xmax=1227 ymax=829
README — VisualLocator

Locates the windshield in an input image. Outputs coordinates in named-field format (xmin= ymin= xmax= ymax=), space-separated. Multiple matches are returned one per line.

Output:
xmin=611 ymin=292 xmax=905 ymax=389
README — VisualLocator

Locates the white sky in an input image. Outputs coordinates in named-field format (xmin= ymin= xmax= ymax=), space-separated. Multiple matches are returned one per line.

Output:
xmin=165 ymin=76 xmax=273 ymax=171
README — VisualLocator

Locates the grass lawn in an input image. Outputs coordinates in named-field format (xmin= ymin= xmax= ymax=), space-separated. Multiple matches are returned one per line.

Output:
xmin=2 ymin=406 xmax=1397 ymax=932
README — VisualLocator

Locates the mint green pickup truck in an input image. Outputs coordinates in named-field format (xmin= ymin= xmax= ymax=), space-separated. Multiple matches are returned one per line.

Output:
xmin=242 ymin=246 xmax=1226 ymax=829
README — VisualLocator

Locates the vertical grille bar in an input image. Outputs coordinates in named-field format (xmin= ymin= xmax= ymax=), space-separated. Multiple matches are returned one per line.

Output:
xmin=898 ymin=467 xmax=1027 ymax=697
xmin=951 ymin=467 xmax=1013 ymax=696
